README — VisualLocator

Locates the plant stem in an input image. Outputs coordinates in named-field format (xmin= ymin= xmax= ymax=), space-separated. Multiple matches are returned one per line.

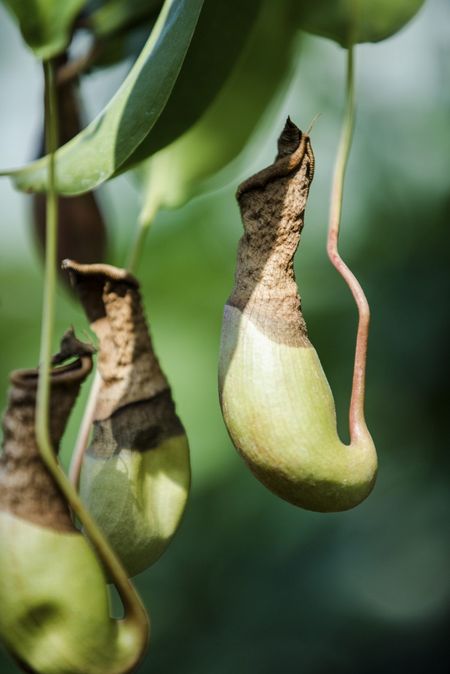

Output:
xmin=69 ymin=369 xmax=102 ymax=488
xmin=36 ymin=58 xmax=149 ymax=644
xmin=36 ymin=59 xmax=58 ymax=475
xmin=326 ymin=46 xmax=370 ymax=443
xmin=126 ymin=177 xmax=160 ymax=273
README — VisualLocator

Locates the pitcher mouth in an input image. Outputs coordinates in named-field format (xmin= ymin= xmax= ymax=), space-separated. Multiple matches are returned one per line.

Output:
xmin=62 ymin=259 xmax=139 ymax=286
xmin=9 ymin=328 xmax=94 ymax=389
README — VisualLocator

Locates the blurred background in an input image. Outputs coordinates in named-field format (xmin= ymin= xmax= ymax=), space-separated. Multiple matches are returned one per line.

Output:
xmin=0 ymin=0 xmax=449 ymax=672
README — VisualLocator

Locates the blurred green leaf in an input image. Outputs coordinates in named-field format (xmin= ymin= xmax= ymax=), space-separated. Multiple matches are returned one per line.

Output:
xmin=117 ymin=0 xmax=264 ymax=172
xmin=87 ymin=0 xmax=162 ymax=38
xmin=6 ymin=0 xmax=205 ymax=195
xmin=295 ymin=0 xmax=425 ymax=47
xmin=138 ymin=0 xmax=301 ymax=212
xmin=82 ymin=0 xmax=162 ymax=70
xmin=89 ymin=20 xmax=153 ymax=70
xmin=88 ymin=21 xmax=153 ymax=70
xmin=1 ymin=0 xmax=85 ymax=59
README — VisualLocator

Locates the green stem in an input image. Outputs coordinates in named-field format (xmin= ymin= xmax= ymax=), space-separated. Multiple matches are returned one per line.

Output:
xmin=69 ymin=369 xmax=102 ymax=489
xmin=326 ymin=46 xmax=371 ymax=443
xmin=36 ymin=59 xmax=148 ymax=647
xmin=126 ymin=175 xmax=160 ymax=273
xmin=36 ymin=59 xmax=58 ymax=479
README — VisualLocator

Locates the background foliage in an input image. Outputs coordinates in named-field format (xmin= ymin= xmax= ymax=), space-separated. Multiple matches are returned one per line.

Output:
xmin=0 ymin=0 xmax=449 ymax=672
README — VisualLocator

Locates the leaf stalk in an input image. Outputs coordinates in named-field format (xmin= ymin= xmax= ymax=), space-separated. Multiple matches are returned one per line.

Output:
xmin=326 ymin=45 xmax=370 ymax=441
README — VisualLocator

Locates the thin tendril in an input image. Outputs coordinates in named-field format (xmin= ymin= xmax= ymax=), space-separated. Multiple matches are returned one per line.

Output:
xmin=69 ymin=369 xmax=102 ymax=488
xmin=126 ymin=179 xmax=161 ymax=273
xmin=326 ymin=46 xmax=370 ymax=442
xmin=36 ymin=59 xmax=149 ymax=645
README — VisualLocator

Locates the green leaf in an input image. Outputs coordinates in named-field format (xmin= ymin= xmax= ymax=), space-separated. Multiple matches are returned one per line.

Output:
xmin=117 ymin=0 xmax=264 ymax=172
xmin=294 ymin=0 xmax=426 ymax=47
xmin=7 ymin=0 xmax=205 ymax=195
xmin=6 ymin=0 xmax=263 ymax=196
xmin=138 ymin=0 xmax=300 ymax=213
xmin=1 ymin=0 xmax=86 ymax=60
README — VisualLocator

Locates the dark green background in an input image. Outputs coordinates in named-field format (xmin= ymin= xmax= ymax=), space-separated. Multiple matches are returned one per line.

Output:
xmin=0 ymin=1 xmax=449 ymax=672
